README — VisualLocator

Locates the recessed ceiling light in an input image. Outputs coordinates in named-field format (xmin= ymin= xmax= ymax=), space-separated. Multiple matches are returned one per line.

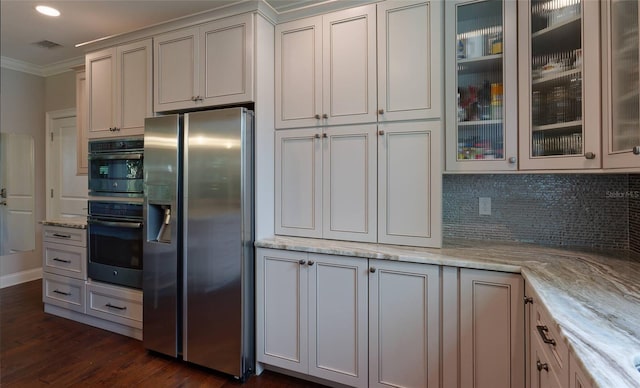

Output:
xmin=35 ymin=5 xmax=60 ymax=17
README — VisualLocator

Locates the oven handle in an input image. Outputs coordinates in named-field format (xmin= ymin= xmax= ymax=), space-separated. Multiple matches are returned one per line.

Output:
xmin=88 ymin=219 xmax=142 ymax=229
xmin=89 ymin=153 xmax=143 ymax=161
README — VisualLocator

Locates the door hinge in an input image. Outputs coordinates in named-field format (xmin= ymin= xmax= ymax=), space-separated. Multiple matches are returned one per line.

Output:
xmin=50 ymin=189 xmax=54 ymax=198
xmin=50 ymin=132 xmax=53 ymax=141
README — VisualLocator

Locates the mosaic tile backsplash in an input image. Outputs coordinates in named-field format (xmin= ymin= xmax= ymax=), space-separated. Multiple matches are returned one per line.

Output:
xmin=630 ymin=174 xmax=640 ymax=254
xmin=443 ymin=174 xmax=634 ymax=250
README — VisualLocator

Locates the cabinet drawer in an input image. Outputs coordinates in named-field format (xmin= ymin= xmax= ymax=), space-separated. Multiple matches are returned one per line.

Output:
xmin=86 ymin=282 xmax=142 ymax=329
xmin=532 ymin=294 xmax=569 ymax=386
xmin=44 ymin=242 xmax=86 ymax=280
xmin=43 ymin=273 xmax=85 ymax=313
xmin=43 ymin=226 xmax=86 ymax=247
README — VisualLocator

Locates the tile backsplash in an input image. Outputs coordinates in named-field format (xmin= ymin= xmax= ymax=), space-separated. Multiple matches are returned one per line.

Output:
xmin=443 ymin=174 xmax=633 ymax=250
xmin=630 ymin=174 xmax=640 ymax=254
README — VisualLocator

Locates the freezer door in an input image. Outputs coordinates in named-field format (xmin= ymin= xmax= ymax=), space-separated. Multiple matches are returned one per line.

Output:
xmin=183 ymin=108 xmax=253 ymax=377
xmin=143 ymin=114 xmax=180 ymax=357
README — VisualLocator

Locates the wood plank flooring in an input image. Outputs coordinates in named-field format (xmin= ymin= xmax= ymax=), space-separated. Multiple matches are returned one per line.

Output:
xmin=1 ymin=280 xmax=325 ymax=387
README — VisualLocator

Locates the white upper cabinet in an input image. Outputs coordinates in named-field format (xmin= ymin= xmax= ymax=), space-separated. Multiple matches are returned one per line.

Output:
xmin=86 ymin=39 xmax=152 ymax=139
xmin=275 ymin=5 xmax=377 ymax=129
xmin=602 ymin=0 xmax=640 ymax=170
xmin=445 ymin=0 xmax=518 ymax=172
xmin=275 ymin=125 xmax=378 ymax=243
xmin=377 ymin=0 xmax=442 ymax=122
xmin=518 ymin=0 xmax=601 ymax=170
xmin=378 ymin=121 xmax=442 ymax=248
xmin=154 ymin=13 xmax=254 ymax=112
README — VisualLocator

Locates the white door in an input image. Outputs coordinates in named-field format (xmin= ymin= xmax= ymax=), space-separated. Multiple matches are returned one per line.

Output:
xmin=378 ymin=121 xmax=442 ymax=247
xmin=154 ymin=27 xmax=200 ymax=112
xmin=256 ymin=248 xmax=309 ymax=374
xmin=0 ymin=133 xmax=35 ymax=254
xmin=116 ymin=39 xmax=152 ymax=136
xmin=308 ymin=254 xmax=368 ymax=387
xmin=275 ymin=16 xmax=323 ymax=129
xmin=201 ymin=13 xmax=254 ymax=106
xmin=47 ymin=116 xmax=88 ymax=219
xmin=275 ymin=129 xmax=322 ymax=238
xmin=322 ymin=125 xmax=377 ymax=242
xmin=369 ymin=259 xmax=440 ymax=388
xmin=377 ymin=0 xmax=442 ymax=122
xmin=459 ymin=269 xmax=525 ymax=388
xmin=323 ymin=4 xmax=377 ymax=126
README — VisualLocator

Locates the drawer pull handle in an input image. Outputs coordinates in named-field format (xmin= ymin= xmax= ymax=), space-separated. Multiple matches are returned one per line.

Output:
xmin=52 ymin=233 xmax=71 ymax=239
xmin=536 ymin=360 xmax=549 ymax=372
xmin=106 ymin=303 xmax=127 ymax=311
xmin=52 ymin=257 xmax=71 ymax=263
xmin=53 ymin=289 xmax=71 ymax=296
xmin=536 ymin=325 xmax=556 ymax=346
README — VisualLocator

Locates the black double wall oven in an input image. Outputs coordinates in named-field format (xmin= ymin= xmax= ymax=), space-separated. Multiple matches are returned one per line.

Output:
xmin=87 ymin=138 xmax=144 ymax=289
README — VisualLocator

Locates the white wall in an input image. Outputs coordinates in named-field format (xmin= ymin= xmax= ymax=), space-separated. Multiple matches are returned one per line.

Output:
xmin=0 ymin=67 xmax=46 ymax=286
xmin=45 ymin=71 xmax=76 ymax=112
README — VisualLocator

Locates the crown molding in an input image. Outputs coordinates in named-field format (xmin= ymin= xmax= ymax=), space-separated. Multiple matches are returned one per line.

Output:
xmin=1 ymin=56 xmax=84 ymax=77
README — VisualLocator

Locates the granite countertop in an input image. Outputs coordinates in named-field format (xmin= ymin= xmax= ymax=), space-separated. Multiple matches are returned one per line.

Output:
xmin=40 ymin=219 xmax=87 ymax=229
xmin=255 ymin=236 xmax=640 ymax=387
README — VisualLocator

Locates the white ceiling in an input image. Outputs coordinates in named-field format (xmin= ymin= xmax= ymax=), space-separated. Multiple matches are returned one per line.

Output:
xmin=0 ymin=0 xmax=320 ymax=69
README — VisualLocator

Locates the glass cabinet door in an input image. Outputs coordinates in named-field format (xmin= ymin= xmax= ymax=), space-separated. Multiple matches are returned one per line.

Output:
xmin=603 ymin=0 xmax=640 ymax=169
xmin=445 ymin=0 xmax=517 ymax=171
xmin=519 ymin=0 xmax=601 ymax=169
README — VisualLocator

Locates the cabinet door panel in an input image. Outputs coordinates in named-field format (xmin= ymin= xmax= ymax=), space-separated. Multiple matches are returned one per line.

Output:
xmin=275 ymin=17 xmax=323 ymax=129
xmin=154 ymin=27 xmax=199 ymax=112
xmin=309 ymin=255 xmax=367 ymax=387
xmin=256 ymin=249 xmax=308 ymax=373
xmin=369 ymin=260 xmax=440 ymax=388
xmin=118 ymin=39 xmax=151 ymax=134
xmin=275 ymin=129 xmax=322 ymax=238
xmin=378 ymin=0 xmax=441 ymax=121
xmin=323 ymin=5 xmax=377 ymax=125
xmin=86 ymin=48 xmax=115 ymax=137
xmin=460 ymin=269 xmax=524 ymax=388
xmin=201 ymin=14 xmax=253 ymax=105
xmin=323 ymin=126 xmax=377 ymax=242
xmin=378 ymin=121 xmax=442 ymax=247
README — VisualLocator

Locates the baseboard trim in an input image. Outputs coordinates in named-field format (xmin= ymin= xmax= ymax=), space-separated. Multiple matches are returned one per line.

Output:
xmin=0 ymin=267 xmax=42 ymax=289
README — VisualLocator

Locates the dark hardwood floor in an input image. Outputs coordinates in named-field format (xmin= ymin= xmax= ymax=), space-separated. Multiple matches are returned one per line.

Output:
xmin=1 ymin=280 xmax=325 ymax=387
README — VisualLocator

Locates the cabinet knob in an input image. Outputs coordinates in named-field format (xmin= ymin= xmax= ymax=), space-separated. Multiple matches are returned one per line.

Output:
xmin=191 ymin=96 xmax=197 ymax=101
xmin=369 ymin=267 xmax=376 ymax=273
xmin=315 ymin=114 xmax=321 ymax=120
xmin=584 ymin=152 xmax=596 ymax=160
xmin=322 ymin=113 xmax=328 ymax=119
xmin=536 ymin=360 xmax=549 ymax=372
xmin=197 ymin=96 xmax=203 ymax=102
xmin=524 ymin=296 xmax=534 ymax=304
xmin=108 ymin=127 xmax=114 ymax=132
xmin=633 ymin=145 xmax=640 ymax=155
xmin=314 ymin=133 xmax=321 ymax=139
xmin=378 ymin=130 xmax=385 ymax=136
xmin=378 ymin=108 xmax=384 ymax=115
xmin=298 ymin=259 xmax=306 ymax=265
xmin=322 ymin=133 xmax=328 ymax=138
xmin=308 ymin=260 xmax=315 ymax=266
xmin=508 ymin=157 xmax=517 ymax=164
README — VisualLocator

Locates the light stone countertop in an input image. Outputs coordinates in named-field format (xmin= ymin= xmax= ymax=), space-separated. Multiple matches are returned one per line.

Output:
xmin=255 ymin=236 xmax=640 ymax=388
xmin=40 ymin=219 xmax=87 ymax=229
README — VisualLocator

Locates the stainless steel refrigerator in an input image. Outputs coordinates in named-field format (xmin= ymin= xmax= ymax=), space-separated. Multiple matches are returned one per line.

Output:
xmin=142 ymin=108 xmax=254 ymax=380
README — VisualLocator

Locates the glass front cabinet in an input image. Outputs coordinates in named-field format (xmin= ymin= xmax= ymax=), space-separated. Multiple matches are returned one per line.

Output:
xmin=446 ymin=0 xmax=518 ymax=172
xmin=602 ymin=0 xmax=640 ymax=169
xmin=518 ymin=0 xmax=601 ymax=170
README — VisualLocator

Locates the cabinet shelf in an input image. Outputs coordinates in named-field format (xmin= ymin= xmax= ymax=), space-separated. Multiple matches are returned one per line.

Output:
xmin=532 ymin=15 xmax=580 ymax=39
xmin=458 ymin=119 xmax=502 ymax=126
xmin=531 ymin=16 xmax=581 ymax=53
xmin=457 ymin=54 xmax=503 ymax=74
xmin=532 ymin=120 xmax=582 ymax=132
xmin=532 ymin=68 xmax=581 ymax=87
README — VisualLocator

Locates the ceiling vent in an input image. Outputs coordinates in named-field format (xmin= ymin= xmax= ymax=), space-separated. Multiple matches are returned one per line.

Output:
xmin=33 ymin=40 xmax=63 ymax=49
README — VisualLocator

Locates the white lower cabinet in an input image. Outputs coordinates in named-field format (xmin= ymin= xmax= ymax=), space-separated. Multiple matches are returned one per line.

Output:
xmin=368 ymin=259 xmax=440 ymax=388
xmin=86 ymin=281 xmax=143 ymax=330
xmin=458 ymin=268 xmax=525 ymax=388
xmin=256 ymin=248 xmax=368 ymax=387
xmin=43 ymin=272 xmax=86 ymax=313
